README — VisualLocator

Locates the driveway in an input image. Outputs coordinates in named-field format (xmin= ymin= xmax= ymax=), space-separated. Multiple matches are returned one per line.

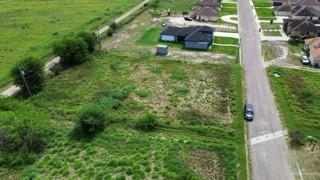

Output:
xmin=238 ymin=0 xmax=294 ymax=179
xmin=167 ymin=16 xmax=237 ymax=32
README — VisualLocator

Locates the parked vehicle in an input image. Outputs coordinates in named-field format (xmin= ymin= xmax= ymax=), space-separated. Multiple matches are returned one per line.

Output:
xmin=300 ymin=54 xmax=310 ymax=65
xmin=244 ymin=103 xmax=254 ymax=121
xmin=184 ymin=16 xmax=193 ymax=21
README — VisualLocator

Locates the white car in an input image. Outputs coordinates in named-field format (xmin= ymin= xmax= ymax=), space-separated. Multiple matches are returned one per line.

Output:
xmin=300 ymin=54 xmax=310 ymax=65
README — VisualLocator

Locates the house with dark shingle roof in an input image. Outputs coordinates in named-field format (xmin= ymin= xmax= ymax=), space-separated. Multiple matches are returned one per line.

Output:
xmin=291 ymin=6 xmax=320 ymax=20
xmin=275 ymin=4 xmax=292 ymax=16
xmin=160 ymin=26 xmax=215 ymax=50
xmin=283 ymin=18 xmax=320 ymax=38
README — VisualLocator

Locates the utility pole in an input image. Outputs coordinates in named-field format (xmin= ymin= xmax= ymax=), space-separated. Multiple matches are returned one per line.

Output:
xmin=97 ymin=28 xmax=102 ymax=51
xmin=19 ymin=68 xmax=32 ymax=97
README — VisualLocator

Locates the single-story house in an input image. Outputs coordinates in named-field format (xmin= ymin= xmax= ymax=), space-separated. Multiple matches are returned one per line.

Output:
xmin=275 ymin=4 xmax=292 ymax=16
xmin=193 ymin=6 xmax=219 ymax=21
xmin=283 ymin=18 xmax=320 ymax=38
xmin=305 ymin=37 xmax=320 ymax=67
xmin=290 ymin=6 xmax=320 ymax=20
xmin=160 ymin=26 xmax=215 ymax=50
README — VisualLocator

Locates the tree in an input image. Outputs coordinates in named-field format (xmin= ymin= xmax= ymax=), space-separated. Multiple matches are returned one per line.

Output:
xmin=135 ymin=112 xmax=158 ymax=131
xmin=110 ymin=22 xmax=117 ymax=31
xmin=53 ymin=37 xmax=89 ymax=68
xmin=150 ymin=0 xmax=160 ymax=11
xmin=107 ymin=28 xmax=114 ymax=37
xmin=74 ymin=104 xmax=107 ymax=136
xmin=11 ymin=57 xmax=45 ymax=95
xmin=78 ymin=31 xmax=97 ymax=53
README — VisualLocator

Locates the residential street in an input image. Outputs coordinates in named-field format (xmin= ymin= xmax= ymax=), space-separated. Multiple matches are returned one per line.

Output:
xmin=238 ymin=0 xmax=294 ymax=179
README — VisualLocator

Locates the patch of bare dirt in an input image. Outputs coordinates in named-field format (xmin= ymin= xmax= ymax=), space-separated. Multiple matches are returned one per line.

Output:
xmin=185 ymin=150 xmax=224 ymax=180
xmin=167 ymin=50 xmax=235 ymax=64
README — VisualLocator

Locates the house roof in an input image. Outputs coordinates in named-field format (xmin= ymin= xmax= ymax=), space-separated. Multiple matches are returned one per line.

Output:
xmin=276 ymin=4 xmax=291 ymax=12
xmin=160 ymin=26 xmax=215 ymax=37
xmin=292 ymin=6 xmax=320 ymax=17
xmin=305 ymin=37 xmax=320 ymax=59
xmin=194 ymin=6 xmax=219 ymax=17
xmin=160 ymin=26 xmax=215 ymax=42
xmin=286 ymin=18 xmax=320 ymax=32
xmin=185 ymin=27 xmax=212 ymax=42
xmin=197 ymin=0 xmax=220 ymax=7
xmin=295 ymin=0 xmax=320 ymax=6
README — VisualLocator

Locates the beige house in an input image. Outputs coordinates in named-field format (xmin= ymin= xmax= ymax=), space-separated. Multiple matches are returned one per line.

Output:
xmin=305 ymin=37 xmax=320 ymax=67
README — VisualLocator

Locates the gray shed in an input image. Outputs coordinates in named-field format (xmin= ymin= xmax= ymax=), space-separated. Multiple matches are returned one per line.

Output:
xmin=156 ymin=44 xmax=168 ymax=55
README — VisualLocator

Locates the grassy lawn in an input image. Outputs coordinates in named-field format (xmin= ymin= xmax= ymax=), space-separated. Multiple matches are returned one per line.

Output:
xmin=1 ymin=52 xmax=247 ymax=179
xmin=260 ymin=23 xmax=282 ymax=30
xmin=214 ymin=37 xmax=239 ymax=45
xmin=253 ymin=0 xmax=272 ymax=7
xmin=268 ymin=67 xmax=320 ymax=140
xmin=256 ymin=8 xmax=276 ymax=20
xmin=263 ymin=31 xmax=282 ymax=36
xmin=159 ymin=0 xmax=198 ymax=13
xmin=220 ymin=3 xmax=237 ymax=16
xmin=210 ymin=45 xmax=239 ymax=57
xmin=0 ymin=0 xmax=141 ymax=89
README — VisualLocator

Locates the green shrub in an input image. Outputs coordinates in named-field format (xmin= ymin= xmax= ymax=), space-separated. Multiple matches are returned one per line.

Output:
xmin=289 ymin=130 xmax=305 ymax=147
xmin=171 ymin=70 xmax=188 ymax=81
xmin=0 ymin=98 xmax=52 ymax=166
xmin=110 ymin=22 xmax=117 ymax=30
xmin=74 ymin=104 xmax=107 ymax=136
xmin=53 ymin=37 xmax=89 ymax=68
xmin=135 ymin=112 xmax=158 ymax=131
xmin=174 ymin=86 xmax=189 ymax=96
xmin=78 ymin=31 xmax=97 ymax=53
xmin=107 ymin=28 xmax=114 ymax=37
xmin=135 ymin=89 xmax=150 ymax=97
xmin=11 ymin=57 xmax=45 ymax=95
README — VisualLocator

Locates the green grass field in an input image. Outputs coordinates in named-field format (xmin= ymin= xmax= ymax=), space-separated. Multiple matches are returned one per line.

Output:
xmin=0 ymin=0 xmax=141 ymax=88
xmin=159 ymin=0 xmax=197 ymax=13
xmin=263 ymin=31 xmax=282 ymax=36
xmin=253 ymin=0 xmax=272 ymax=7
xmin=1 ymin=51 xmax=246 ymax=179
xmin=214 ymin=37 xmax=239 ymax=45
xmin=220 ymin=3 xmax=237 ymax=16
xmin=268 ymin=67 xmax=320 ymax=140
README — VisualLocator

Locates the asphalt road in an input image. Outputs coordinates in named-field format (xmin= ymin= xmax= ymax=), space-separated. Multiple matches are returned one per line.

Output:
xmin=237 ymin=0 xmax=294 ymax=180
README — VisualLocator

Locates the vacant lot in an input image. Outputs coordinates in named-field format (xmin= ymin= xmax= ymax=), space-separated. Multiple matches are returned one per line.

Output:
xmin=1 ymin=52 xmax=246 ymax=179
xmin=268 ymin=67 xmax=320 ymax=140
xmin=269 ymin=67 xmax=320 ymax=179
xmin=0 ymin=0 xmax=141 ymax=88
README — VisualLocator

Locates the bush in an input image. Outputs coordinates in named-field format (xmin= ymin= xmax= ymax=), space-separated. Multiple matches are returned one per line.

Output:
xmin=107 ymin=28 xmax=114 ymax=37
xmin=78 ymin=31 xmax=97 ymax=53
xmin=53 ymin=37 xmax=89 ymax=68
xmin=110 ymin=22 xmax=117 ymax=31
xmin=74 ymin=104 xmax=107 ymax=136
xmin=289 ymin=130 xmax=305 ymax=147
xmin=11 ymin=57 xmax=45 ymax=95
xmin=135 ymin=112 xmax=158 ymax=131
xmin=0 ymin=98 xmax=52 ymax=166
